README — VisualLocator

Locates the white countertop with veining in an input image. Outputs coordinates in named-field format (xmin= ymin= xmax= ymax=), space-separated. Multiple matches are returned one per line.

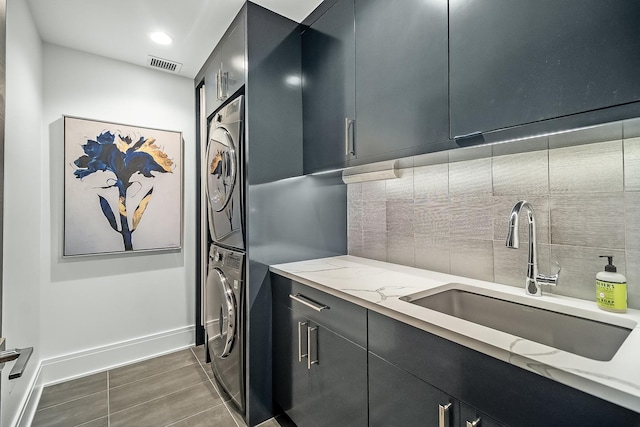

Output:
xmin=269 ymin=255 xmax=640 ymax=412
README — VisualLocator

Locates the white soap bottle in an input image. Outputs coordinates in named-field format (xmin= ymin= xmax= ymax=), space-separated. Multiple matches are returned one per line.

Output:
xmin=596 ymin=255 xmax=627 ymax=313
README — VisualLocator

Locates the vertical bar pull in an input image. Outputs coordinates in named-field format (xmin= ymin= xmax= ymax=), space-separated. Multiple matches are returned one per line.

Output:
xmin=439 ymin=402 xmax=452 ymax=427
xmin=307 ymin=326 xmax=318 ymax=369
xmin=215 ymin=70 xmax=220 ymax=100
xmin=466 ymin=417 xmax=481 ymax=427
xmin=344 ymin=118 xmax=355 ymax=156
xmin=297 ymin=322 xmax=308 ymax=362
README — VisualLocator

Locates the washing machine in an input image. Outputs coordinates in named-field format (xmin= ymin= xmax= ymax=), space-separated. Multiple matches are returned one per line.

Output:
xmin=206 ymin=95 xmax=244 ymax=250
xmin=206 ymin=243 xmax=245 ymax=412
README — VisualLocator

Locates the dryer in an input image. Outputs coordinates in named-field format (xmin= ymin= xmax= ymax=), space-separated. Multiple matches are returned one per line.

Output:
xmin=206 ymin=95 xmax=244 ymax=250
xmin=206 ymin=243 xmax=245 ymax=412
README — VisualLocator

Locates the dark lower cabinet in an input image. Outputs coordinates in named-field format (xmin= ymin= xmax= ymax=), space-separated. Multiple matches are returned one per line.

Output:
xmin=369 ymin=352 xmax=504 ymax=427
xmin=369 ymin=352 xmax=457 ymax=427
xmin=368 ymin=310 xmax=640 ymax=427
xmin=272 ymin=275 xmax=640 ymax=426
xmin=272 ymin=277 xmax=367 ymax=427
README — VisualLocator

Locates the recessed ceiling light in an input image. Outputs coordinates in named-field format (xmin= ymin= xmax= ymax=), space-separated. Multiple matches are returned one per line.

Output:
xmin=150 ymin=32 xmax=173 ymax=45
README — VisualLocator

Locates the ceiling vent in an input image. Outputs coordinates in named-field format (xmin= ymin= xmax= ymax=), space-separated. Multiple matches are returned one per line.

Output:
xmin=147 ymin=55 xmax=183 ymax=73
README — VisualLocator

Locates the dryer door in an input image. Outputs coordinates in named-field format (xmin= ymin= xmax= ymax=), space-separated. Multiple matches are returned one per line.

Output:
xmin=206 ymin=125 xmax=237 ymax=213
xmin=206 ymin=267 xmax=237 ymax=359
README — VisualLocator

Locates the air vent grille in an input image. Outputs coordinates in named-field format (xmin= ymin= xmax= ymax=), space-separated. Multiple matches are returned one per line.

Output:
xmin=146 ymin=55 xmax=183 ymax=73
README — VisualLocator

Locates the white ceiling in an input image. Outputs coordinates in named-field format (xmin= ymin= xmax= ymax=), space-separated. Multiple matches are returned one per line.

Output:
xmin=26 ymin=0 xmax=323 ymax=79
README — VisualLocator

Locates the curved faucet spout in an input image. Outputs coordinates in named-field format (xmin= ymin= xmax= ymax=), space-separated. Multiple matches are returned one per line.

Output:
xmin=506 ymin=200 xmax=535 ymax=249
xmin=505 ymin=200 xmax=559 ymax=296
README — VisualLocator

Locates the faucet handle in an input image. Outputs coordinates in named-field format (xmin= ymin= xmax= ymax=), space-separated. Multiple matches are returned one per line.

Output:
xmin=536 ymin=261 xmax=561 ymax=287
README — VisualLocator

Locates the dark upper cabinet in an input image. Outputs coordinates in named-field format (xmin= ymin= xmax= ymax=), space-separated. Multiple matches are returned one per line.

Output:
xmin=205 ymin=14 xmax=246 ymax=118
xmin=302 ymin=0 xmax=355 ymax=173
xmin=354 ymin=0 xmax=449 ymax=160
xmin=450 ymin=0 xmax=640 ymax=137
xmin=302 ymin=0 xmax=449 ymax=173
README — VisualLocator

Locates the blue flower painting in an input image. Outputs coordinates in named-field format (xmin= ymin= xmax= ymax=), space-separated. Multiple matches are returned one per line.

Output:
xmin=64 ymin=117 xmax=182 ymax=256
xmin=72 ymin=131 xmax=173 ymax=251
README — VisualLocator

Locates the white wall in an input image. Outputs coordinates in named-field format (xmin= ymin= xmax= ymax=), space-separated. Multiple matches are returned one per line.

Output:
xmin=2 ymin=5 xmax=197 ymax=423
xmin=2 ymin=0 xmax=43 ymax=425
xmin=39 ymin=43 xmax=196 ymax=364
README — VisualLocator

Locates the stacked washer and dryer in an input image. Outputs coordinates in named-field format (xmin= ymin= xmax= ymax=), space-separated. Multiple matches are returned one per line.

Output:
xmin=205 ymin=95 xmax=246 ymax=413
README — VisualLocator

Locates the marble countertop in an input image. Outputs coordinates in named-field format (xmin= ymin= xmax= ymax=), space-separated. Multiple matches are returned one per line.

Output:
xmin=269 ymin=255 xmax=640 ymax=413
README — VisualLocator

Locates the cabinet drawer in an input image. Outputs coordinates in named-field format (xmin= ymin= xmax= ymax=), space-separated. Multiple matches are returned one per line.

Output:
xmin=272 ymin=273 xmax=367 ymax=348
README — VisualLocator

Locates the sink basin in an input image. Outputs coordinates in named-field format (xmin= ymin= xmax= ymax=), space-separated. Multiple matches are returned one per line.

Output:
xmin=400 ymin=284 xmax=635 ymax=361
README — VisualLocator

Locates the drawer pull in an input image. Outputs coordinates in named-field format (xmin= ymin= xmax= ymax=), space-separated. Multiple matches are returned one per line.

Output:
xmin=439 ymin=402 xmax=452 ymax=427
xmin=289 ymin=294 xmax=330 ymax=312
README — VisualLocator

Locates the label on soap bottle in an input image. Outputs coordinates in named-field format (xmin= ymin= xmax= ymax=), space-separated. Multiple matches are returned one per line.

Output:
xmin=596 ymin=280 xmax=627 ymax=311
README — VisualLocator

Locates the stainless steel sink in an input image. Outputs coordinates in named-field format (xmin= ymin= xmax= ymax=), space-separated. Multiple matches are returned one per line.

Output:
xmin=400 ymin=284 xmax=635 ymax=361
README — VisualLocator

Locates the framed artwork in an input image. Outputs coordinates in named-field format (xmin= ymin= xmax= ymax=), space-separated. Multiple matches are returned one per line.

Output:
xmin=64 ymin=116 xmax=183 ymax=256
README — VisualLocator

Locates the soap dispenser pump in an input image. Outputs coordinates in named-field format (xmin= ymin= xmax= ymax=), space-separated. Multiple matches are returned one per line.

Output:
xmin=596 ymin=255 xmax=627 ymax=313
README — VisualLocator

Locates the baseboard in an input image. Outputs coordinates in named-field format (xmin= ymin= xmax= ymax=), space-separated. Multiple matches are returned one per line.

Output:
xmin=12 ymin=361 xmax=43 ymax=427
xmin=16 ymin=325 xmax=195 ymax=426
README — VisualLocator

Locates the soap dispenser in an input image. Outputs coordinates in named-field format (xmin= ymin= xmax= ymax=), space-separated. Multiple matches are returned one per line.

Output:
xmin=596 ymin=255 xmax=627 ymax=313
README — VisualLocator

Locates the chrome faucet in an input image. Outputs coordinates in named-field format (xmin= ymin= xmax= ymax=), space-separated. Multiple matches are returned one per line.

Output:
xmin=505 ymin=201 xmax=560 ymax=296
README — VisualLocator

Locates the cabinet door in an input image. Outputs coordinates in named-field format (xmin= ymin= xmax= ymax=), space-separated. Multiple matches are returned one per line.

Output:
xmin=204 ymin=51 xmax=222 ymax=118
xmin=354 ymin=0 xmax=448 ymax=160
xmin=308 ymin=325 xmax=368 ymax=427
xmin=450 ymin=0 xmax=640 ymax=137
xmin=219 ymin=15 xmax=246 ymax=100
xmin=205 ymin=16 xmax=246 ymax=118
xmin=302 ymin=0 xmax=355 ymax=173
xmin=369 ymin=352 xmax=456 ymax=427
xmin=272 ymin=304 xmax=312 ymax=424
xmin=459 ymin=403 xmax=505 ymax=427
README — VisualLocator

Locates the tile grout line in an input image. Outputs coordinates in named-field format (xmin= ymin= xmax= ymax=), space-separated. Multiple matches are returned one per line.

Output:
xmin=107 ymin=370 xmax=111 ymax=427
xmin=34 ymin=388 xmax=107 ymax=413
xmin=109 ymin=358 xmax=199 ymax=391
xmin=109 ymin=379 xmax=215 ymax=417
xmin=190 ymin=347 xmax=242 ymax=427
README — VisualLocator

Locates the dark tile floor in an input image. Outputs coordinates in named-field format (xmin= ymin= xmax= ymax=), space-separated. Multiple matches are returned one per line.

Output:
xmin=32 ymin=346 xmax=290 ymax=427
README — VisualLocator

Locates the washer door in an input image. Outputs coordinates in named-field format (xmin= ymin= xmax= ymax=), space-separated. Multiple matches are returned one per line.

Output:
xmin=207 ymin=267 xmax=237 ymax=358
xmin=206 ymin=125 xmax=237 ymax=213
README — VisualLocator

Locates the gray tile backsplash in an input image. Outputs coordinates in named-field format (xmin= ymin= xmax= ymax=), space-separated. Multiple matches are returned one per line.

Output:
xmin=415 ymin=233 xmax=450 ymax=273
xmin=492 ymin=150 xmax=548 ymax=195
xmin=348 ymin=132 xmax=640 ymax=308
xmin=414 ymin=164 xmax=448 ymax=199
xmin=449 ymin=196 xmax=494 ymax=240
xmin=449 ymin=239 xmax=494 ymax=282
xmin=549 ymin=140 xmax=623 ymax=193
xmin=449 ymin=158 xmax=492 ymax=195
xmin=550 ymin=193 xmax=625 ymax=249
xmin=624 ymin=137 xmax=640 ymax=192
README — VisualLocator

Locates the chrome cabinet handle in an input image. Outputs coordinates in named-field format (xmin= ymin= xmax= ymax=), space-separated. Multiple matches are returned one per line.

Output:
xmin=344 ymin=118 xmax=355 ymax=156
xmin=222 ymin=71 xmax=229 ymax=99
xmin=307 ymin=326 xmax=318 ymax=369
xmin=438 ymin=403 xmax=452 ymax=427
xmin=466 ymin=417 xmax=481 ymax=427
xmin=297 ymin=321 xmax=308 ymax=362
xmin=289 ymin=294 xmax=329 ymax=312
xmin=0 ymin=347 xmax=33 ymax=379
xmin=215 ymin=70 xmax=222 ymax=100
